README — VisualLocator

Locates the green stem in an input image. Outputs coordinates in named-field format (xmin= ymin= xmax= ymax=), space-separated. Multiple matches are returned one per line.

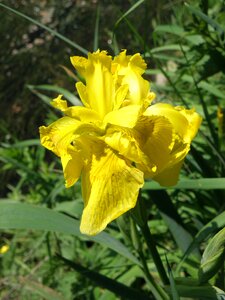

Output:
xmin=141 ymin=223 xmax=169 ymax=286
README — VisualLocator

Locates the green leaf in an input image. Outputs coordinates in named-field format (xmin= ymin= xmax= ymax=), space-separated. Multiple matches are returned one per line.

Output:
xmin=1 ymin=139 xmax=40 ymax=148
xmin=181 ymin=75 xmax=225 ymax=100
xmin=166 ymin=278 xmax=225 ymax=299
xmin=199 ymin=227 xmax=225 ymax=283
xmin=148 ymin=191 xmax=198 ymax=256
xmin=0 ymin=3 xmax=88 ymax=54
xmin=27 ymin=84 xmax=82 ymax=106
xmin=185 ymin=3 xmax=225 ymax=38
xmin=0 ymin=202 xmax=140 ymax=266
xmin=178 ymin=211 xmax=225 ymax=271
xmin=151 ymin=44 xmax=189 ymax=53
xmin=27 ymin=87 xmax=53 ymax=107
xmin=154 ymin=25 xmax=204 ymax=45
xmin=167 ymin=284 xmax=225 ymax=299
xmin=115 ymin=0 xmax=145 ymax=28
xmin=154 ymin=25 xmax=184 ymax=35
xmin=143 ymin=178 xmax=225 ymax=190
xmin=58 ymin=255 xmax=150 ymax=300
xmin=166 ymin=257 xmax=180 ymax=300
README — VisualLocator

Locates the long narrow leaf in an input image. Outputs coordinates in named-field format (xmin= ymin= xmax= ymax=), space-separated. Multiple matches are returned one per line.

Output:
xmin=143 ymin=178 xmax=225 ymax=190
xmin=93 ymin=4 xmax=100 ymax=51
xmin=178 ymin=211 xmax=225 ymax=270
xmin=114 ymin=0 xmax=145 ymax=28
xmin=0 ymin=202 xmax=140 ymax=266
xmin=58 ymin=255 xmax=150 ymax=300
xmin=27 ymin=84 xmax=82 ymax=106
xmin=0 ymin=3 xmax=88 ymax=54
xmin=185 ymin=3 xmax=224 ymax=38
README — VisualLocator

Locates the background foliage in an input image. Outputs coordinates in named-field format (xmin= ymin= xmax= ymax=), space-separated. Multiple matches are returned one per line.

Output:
xmin=1 ymin=0 xmax=225 ymax=299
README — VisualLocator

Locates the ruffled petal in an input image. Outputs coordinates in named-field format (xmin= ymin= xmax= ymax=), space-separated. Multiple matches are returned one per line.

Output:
xmin=70 ymin=55 xmax=89 ymax=78
xmin=113 ymin=50 xmax=152 ymax=106
xmin=142 ymin=104 xmax=201 ymax=185
xmin=104 ymin=125 xmax=155 ymax=172
xmin=51 ymin=95 xmax=68 ymax=112
xmin=80 ymin=144 xmax=144 ymax=235
xmin=145 ymin=103 xmax=202 ymax=143
xmin=71 ymin=50 xmax=115 ymax=119
xmin=39 ymin=117 xmax=79 ymax=156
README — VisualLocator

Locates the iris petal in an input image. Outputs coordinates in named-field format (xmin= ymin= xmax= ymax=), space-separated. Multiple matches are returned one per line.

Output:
xmin=113 ymin=50 xmax=151 ymax=106
xmin=135 ymin=115 xmax=175 ymax=178
xmin=71 ymin=51 xmax=115 ymax=119
xmin=39 ymin=117 xmax=79 ymax=156
xmin=145 ymin=103 xmax=202 ymax=143
xmin=104 ymin=104 xmax=141 ymax=128
xmin=61 ymin=147 xmax=84 ymax=188
xmin=80 ymin=144 xmax=144 ymax=235
xmin=153 ymin=160 xmax=184 ymax=186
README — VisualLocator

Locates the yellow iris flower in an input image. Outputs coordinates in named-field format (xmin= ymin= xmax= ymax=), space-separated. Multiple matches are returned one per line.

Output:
xmin=40 ymin=50 xmax=201 ymax=235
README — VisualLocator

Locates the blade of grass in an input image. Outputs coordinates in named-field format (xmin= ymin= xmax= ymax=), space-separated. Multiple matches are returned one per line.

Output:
xmin=0 ymin=3 xmax=88 ymax=54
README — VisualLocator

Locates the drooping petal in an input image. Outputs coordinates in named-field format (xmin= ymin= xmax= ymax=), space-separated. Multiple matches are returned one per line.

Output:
xmin=152 ymin=159 xmax=184 ymax=186
xmin=145 ymin=103 xmax=202 ymax=143
xmin=80 ymin=143 xmax=144 ymax=235
xmin=135 ymin=115 xmax=175 ymax=176
xmin=142 ymin=104 xmax=201 ymax=185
